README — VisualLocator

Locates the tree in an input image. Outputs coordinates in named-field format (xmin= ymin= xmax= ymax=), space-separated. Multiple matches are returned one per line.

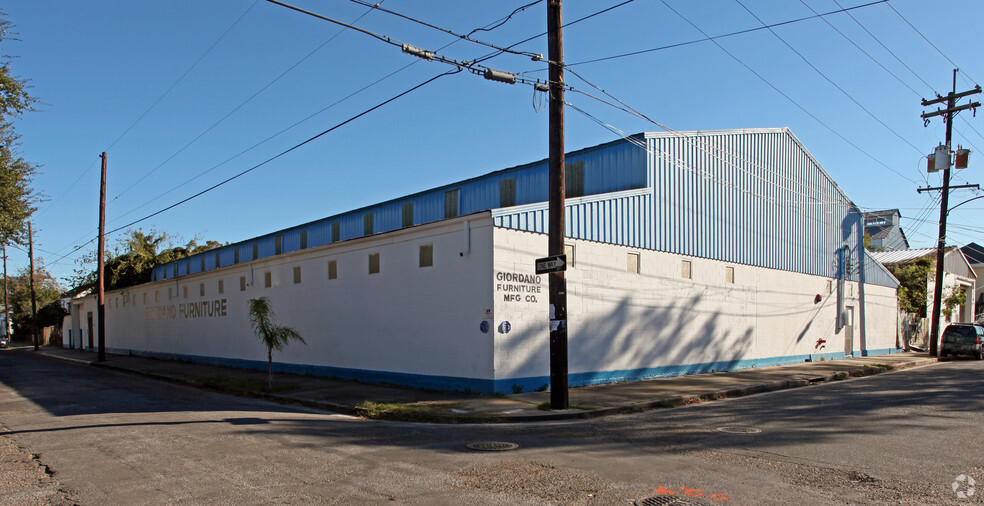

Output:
xmin=7 ymin=263 xmax=64 ymax=341
xmin=247 ymin=297 xmax=305 ymax=389
xmin=68 ymin=229 xmax=223 ymax=294
xmin=0 ymin=13 xmax=40 ymax=246
xmin=885 ymin=258 xmax=932 ymax=317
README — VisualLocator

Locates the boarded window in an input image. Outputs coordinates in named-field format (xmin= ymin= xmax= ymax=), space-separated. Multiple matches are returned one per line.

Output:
xmin=218 ymin=280 xmax=224 ymax=294
xmin=200 ymin=256 xmax=205 ymax=272
xmin=565 ymin=160 xmax=585 ymax=198
xmin=155 ymin=291 xmax=159 ymax=303
xmin=293 ymin=266 xmax=302 ymax=284
xmin=252 ymin=243 xmax=258 ymax=260
xmin=300 ymin=230 xmax=308 ymax=249
xmin=368 ymin=253 xmax=380 ymax=274
xmin=564 ymin=244 xmax=575 ymax=268
xmin=402 ymin=202 xmax=414 ymax=228
xmin=240 ymin=276 xmax=247 ymax=291
xmin=234 ymin=248 xmax=240 ymax=264
xmin=328 ymin=260 xmax=337 ymax=280
xmin=628 ymin=253 xmax=640 ymax=273
xmin=682 ymin=260 xmax=692 ymax=279
xmin=726 ymin=266 xmax=735 ymax=284
xmin=364 ymin=213 xmax=374 ymax=236
xmin=419 ymin=244 xmax=433 ymax=268
xmin=183 ymin=286 xmax=188 ymax=299
xmin=275 ymin=235 xmax=283 ymax=255
xmin=216 ymin=251 xmax=221 ymax=268
xmin=199 ymin=283 xmax=205 ymax=297
xmin=143 ymin=293 xmax=147 ymax=304
xmin=827 ymin=280 xmax=832 ymax=294
xmin=499 ymin=178 xmax=516 ymax=208
xmin=169 ymin=287 xmax=173 ymax=300
xmin=264 ymin=272 xmax=272 ymax=288
xmin=444 ymin=189 xmax=459 ymax=219
xmin=331 ymin=221 xmax=340 ymax=242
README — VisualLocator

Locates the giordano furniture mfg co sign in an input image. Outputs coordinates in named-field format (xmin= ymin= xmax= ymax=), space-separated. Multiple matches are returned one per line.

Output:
xmin=495 ymin=271 xmax=543 ymax=303
xmin=145 ymin=299 xmax=228 ymax=321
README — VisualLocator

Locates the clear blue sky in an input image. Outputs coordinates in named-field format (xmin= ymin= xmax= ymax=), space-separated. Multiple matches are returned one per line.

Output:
xmin=4 ymin=0 xmax=983 ymax=284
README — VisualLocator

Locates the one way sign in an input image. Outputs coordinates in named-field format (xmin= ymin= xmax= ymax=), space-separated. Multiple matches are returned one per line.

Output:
xmin=535 ymin=254 xmax=567 ymax=274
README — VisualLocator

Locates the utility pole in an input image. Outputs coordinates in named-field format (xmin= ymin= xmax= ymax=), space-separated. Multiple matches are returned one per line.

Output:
xmin=2 ymin=244 xmax=8 ymax=341
xmin=547 ymin=0 xmax=569 ymax=409
xmin=920 ymin=69 xmax=981 ymax=356
xmin=28 ymin=221 xmax=38 ymax=351
xmin=98 ymin=152 xmax=107 ymax=362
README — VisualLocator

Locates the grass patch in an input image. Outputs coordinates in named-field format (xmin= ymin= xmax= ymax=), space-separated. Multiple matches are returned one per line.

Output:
xmin=355 ymin=401 xmax=461 ymax=422
xmin=833 ymin=372 xmax=848 ymax=381
xmin=195 ymin=375 xmax=299 ymax=393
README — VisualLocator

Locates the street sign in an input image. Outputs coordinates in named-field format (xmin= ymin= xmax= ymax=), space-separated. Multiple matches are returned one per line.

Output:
xmin=535 ymin=254 xmax=567 ymax=274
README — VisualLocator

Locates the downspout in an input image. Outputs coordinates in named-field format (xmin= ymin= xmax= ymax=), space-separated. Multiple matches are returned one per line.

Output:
xmin=459 ymin=220 xmax=471 ymax=257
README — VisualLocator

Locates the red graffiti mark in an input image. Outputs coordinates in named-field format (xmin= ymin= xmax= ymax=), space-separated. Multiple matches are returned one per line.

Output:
xmin=679 ymin=487 xmax=704 ymax=497
xmin=652 ymin=486 xmax=676 ymax=495
xmin=711 ymin=493 xmax=729 ymax=501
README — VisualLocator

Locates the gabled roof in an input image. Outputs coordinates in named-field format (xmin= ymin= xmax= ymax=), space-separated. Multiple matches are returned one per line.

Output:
xmin=869 ymin=247 xmax=937 ymax=265
xmin=962 ymin=242 xmax=984 ymax=265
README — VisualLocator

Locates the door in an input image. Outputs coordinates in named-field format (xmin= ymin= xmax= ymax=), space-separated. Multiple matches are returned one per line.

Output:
xmin=844 ymin=306 xmax=855 ymax=357
xmin=87 ymin=312 xmax=94 ymax=350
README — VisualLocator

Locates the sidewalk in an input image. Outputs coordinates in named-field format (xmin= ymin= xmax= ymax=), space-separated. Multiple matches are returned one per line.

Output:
xmin=31 ymin=347 xmax=936 ymax=423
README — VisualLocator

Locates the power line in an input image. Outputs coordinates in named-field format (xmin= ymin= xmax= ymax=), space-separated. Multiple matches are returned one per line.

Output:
xmin=657 ymin=0 xmax=919 ymax=185
xmin=467 ymin=0 xmax=541 ymax=37
xmin=733 ymin=0 xmax=923 ymax=155
xmin=37 ymin=0 xmax=262 ymax=217
xmin=884 ymin=2 xmax=978 ymax=87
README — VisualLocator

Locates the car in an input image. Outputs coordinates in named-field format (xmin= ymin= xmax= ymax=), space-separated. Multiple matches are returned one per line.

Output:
xmin=940 ymin=323 xmax=984 ymax=360
xmin=0 ymin=336 xmax=7 ymax=348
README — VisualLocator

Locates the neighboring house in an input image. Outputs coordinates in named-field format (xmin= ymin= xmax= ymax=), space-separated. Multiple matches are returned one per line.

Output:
xmin=67 ymin=128 xmax=901 ymax=394
xmin=871 ymin=247 xmax=977 ymax=348
xmin=962 ymin=242 xmax=984 ymax=319
xmin=863 ymin=209 xmax=909 ymax=251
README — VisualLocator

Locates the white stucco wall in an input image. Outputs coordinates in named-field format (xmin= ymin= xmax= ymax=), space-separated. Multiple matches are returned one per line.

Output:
xmin=70 ymin=215 xmax=497 ymax=390
xmin=490 ymin=228 xmax=900 ymax=391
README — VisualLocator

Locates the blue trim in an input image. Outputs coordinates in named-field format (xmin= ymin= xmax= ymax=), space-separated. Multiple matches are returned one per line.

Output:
xmin=858 ymin=347 xmax=902 ymax=357
xmin=118 ymin=349 xmax=493 ymax=394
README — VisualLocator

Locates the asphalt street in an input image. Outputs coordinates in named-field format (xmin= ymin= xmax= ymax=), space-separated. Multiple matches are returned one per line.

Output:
xmin=0 ymin=350 xmax=981 ymax=505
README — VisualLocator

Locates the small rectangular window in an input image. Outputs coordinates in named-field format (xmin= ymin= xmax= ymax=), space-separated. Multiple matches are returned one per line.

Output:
xmin=264 ymin=271 xmax=272 ymax=288
xmin=240 ymin=276 xmax=247 ymax=291
xmin=252 ymin=243 xmax=259 ymax=261
xmin=419 ymin=244 xmax=433 ymax=268
xmin=173 ymin=264 xmax=178 ymax=278
xmin=564 ymin=244 xmax=575 ymax=268
xmin=234 ymin=248 xmax=240 ymax=264
xmin=275 ymin=235 xmax=283 ymax=255
xmin=216 ymin=251 xmax=221 ymax=268
xmin=328 ymin=260 xmax=338 ymax=280
xmin=827 ymin=280 xmax=833 ymax=294
xmin=169 ymin=287 xmax=174 ymax=299
xmin=848 ymin=284 xmax=853 ymax=297
xmin=499 ymin=178 xmax=516 ymax=208
xmin=199 ymin=283 xmax=205 ymax=297
xmin=293 ymin=266 xmax=302 ymax=284
xmin=300 ymin=230 xmax=308 ymax=249
xmin=681 ymin=260 xmax=692 ymax=279
xmin=183 ymin=286 xmax=188 ymax=299
xmin=402 ymin=202 xmax=414 ymax=228
xmin=369 ymin=253 xmax=380 ymax=274
xmin=627 ymin=252 xmax=640 ymax=274
xmin=726 ymin=266 xmax=735 ymax=284
xmin=331 ymin=221 xmax=340 ymax=242
xmin=364 ymin=213 xmax=374 ymax=236
xmin=565 ymin=160 xmax=585 ymax=198
xmin=143 ymin=293 xmax=147 ymax=304
xmin=200 ymin=256 xmax=205 ymax=272
xmin=218 ymin=280 xmax=224 ymax=294
xmin=155 ymin=291 xmax=159 ymax=303
xmin=444 ymin=189 xmax=459 ymax=218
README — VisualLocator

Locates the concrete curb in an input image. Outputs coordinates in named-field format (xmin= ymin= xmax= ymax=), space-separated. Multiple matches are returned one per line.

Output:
xmin=32 ymin=349 xmax=937 ymax=424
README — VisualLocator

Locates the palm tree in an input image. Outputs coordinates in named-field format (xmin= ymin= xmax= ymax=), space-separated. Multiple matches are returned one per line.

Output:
xmin=247 ymin=297 xmax=305 ymax=389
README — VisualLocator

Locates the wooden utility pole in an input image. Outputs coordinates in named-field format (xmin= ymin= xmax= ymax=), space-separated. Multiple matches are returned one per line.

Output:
xmin=547 ymin=0 xmax=569 ymax=409
xmin=28 ymin=222 xmax=38 ymax=351
xmin=2 ymin=244 xmax=8 ymax=341
xmin=920 ymin=70 xmax=981 ymax=356
xmin=98 ymin=152 xmax=107 ymax=361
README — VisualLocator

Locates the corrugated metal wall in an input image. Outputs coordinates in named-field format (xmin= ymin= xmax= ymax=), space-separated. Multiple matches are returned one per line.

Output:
xmin=153 ymin=128 xmax=896 ymax=288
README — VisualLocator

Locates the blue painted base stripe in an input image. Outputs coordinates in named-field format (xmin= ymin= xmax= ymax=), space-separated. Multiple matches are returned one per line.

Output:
xmin=112 ymin=348 xmax=493 ymax=394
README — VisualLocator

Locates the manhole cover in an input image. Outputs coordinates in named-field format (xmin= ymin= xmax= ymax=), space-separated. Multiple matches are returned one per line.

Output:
xmin=465 ymin=441 xmax=519 ymax=451
xmin=715 ymin=426 xmax=762 ymax=434
xmin=635 ymin=496 xmax=700 ymax=506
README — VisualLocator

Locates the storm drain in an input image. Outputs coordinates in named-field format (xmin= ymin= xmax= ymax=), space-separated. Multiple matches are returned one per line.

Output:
xmin=465 ymin=441 xmax=519 ymax=451
xmin=715 ymin=426 xmax=762 ymax=434
xmin=635 ymin=496 xmax=700 ymax=506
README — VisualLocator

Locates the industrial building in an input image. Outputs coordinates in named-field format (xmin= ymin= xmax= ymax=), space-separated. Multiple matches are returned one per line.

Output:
xmin=65 ymin=128 xmax=901 ymax=394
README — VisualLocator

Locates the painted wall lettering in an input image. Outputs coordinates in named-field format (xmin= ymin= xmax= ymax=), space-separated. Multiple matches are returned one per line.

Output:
xmin=145 ymin=299 xmax=228 ymax=321
xmin=495 ymin=271 xmax=542 ymax=303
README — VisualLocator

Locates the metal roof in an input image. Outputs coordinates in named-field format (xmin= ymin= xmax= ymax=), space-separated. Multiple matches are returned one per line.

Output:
xmin=869 ymin=248 xmax=938 ymax=265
